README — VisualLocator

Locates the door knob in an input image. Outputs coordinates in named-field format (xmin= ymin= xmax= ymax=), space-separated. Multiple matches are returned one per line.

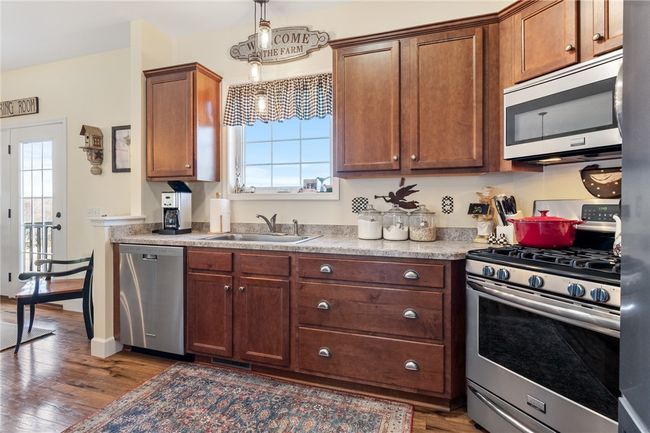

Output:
xmin=410 ymin=154 xmax=417 ymax=161
xmin=238 ymin=286 xmax=245 ymax=292
xmin=393 ymin=155 xmax=399 ymax=161
xmin=185 ymin=163 xmax=191 ymax=168
xmin=565 ymin=43 xmax=575 ymax=52
xmin=224 ymin=285 xmax=231 ymax=292
xmin=592 ymin=33 xmax=603 ymax=41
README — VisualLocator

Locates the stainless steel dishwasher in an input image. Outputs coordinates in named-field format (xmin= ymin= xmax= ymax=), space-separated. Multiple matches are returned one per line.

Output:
xmin=119 ymin=244 xmax=184 ymax=355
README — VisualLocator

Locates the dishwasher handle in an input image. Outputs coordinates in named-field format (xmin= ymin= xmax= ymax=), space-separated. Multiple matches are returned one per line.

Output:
xmin=142 ymin=254 xmax=158 ymax=261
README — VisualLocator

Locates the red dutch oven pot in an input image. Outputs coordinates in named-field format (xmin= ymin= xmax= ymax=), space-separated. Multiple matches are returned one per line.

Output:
xmin=507 ymin=210 xmax=585 ymax=248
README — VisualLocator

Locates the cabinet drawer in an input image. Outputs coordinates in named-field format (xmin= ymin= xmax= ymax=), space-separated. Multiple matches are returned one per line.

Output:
xmin=240 ymin=253 xmax=290 ymax=277
xmin=298 ymin=256 xmax=445 ymax=288
xmin=298 ymin=327 xmax=444 ymax=393
xmin=187 ymin=249 xmax=233 ymax=273
xmin=298 ymin=283 xmax=443 ymax=340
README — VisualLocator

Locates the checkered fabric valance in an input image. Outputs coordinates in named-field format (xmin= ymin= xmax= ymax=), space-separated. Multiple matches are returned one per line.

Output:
xmin=223 ymin=73 xmax=333 ymax=126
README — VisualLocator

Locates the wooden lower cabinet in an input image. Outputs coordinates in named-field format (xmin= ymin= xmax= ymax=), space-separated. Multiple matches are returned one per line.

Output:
xmin=185 ymin=249 xmax=290 ymax=367
xmin=186 ymin=273 xmax=233 ymax=357
xmin=236 ymin=277 xmax=290 ymax=366
xmin=185 ymin=249 xmax=465 ymax=407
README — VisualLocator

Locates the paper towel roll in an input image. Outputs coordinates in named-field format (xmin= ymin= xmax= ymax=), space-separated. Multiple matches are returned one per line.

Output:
xmin=210 ymin=198 xmax=231 ymax=233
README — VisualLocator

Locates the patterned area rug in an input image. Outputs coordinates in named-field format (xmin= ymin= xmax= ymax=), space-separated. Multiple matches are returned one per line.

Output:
xmin=65 ymin=362 xmax=413 ymax=433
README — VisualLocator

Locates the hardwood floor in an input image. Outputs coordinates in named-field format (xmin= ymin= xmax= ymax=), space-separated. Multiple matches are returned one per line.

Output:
xmin=0 ymin=298 xmax=481 ymax=433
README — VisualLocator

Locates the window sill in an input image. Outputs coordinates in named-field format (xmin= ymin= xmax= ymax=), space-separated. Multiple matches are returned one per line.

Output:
xmin=227 ymin=191 xmax=339 ymax=201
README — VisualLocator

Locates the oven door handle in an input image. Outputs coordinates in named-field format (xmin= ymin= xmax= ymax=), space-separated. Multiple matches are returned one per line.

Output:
xmin=468 ymin=385 xmax=538 ymax=433
xmin=467 ymin=280 xmax=620 ymax=333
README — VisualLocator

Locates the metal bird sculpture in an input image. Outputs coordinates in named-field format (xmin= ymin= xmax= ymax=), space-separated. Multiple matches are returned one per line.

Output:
xmin=374 ymin=177 xmax=420 ymax=210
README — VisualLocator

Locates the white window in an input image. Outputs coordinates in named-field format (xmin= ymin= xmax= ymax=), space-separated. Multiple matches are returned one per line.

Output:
xmin=232 ymin=116 xmax=337 ymax=199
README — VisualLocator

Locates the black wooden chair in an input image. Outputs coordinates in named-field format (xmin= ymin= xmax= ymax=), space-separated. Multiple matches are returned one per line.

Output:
xmin=14 ymin=254 xmax=94 ymax=354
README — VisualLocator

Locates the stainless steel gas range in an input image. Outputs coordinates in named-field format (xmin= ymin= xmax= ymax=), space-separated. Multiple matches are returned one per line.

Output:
xmin=466 ymin=199 xmax=621 ymax=433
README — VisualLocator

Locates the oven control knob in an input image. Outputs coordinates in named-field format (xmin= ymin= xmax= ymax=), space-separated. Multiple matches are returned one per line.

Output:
xmin=482 ymin=266 xmax=495 ymax=277
xmin=496 ymin=269 xmax=510 ymax=281
xmin=590 ymin=288 xmax=610 ymax=303
xmin=528 ymin=275 xmax=544 ymax=289
xmin=567 ymin=283 xmax=586 ymax=298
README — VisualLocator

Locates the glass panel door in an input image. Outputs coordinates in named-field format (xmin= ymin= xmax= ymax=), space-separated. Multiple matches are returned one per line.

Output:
xmin=2 ymin=122 xmax=66 ymax=295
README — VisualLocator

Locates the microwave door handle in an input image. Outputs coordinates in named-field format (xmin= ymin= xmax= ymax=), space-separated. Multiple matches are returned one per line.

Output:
xmin=468 ymin=386 xmax=538 ymax=433
xmin=467 ymin=280 xmax=620 ymax=334
xmin=569 ymin=137 xmax=587 ymax=147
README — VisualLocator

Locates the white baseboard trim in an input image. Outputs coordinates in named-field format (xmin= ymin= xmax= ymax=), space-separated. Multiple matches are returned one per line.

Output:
xmin=91 ymin=336 xmax=123 ymax=358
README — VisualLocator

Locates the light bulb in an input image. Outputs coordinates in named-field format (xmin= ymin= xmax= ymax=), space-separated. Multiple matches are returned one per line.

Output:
xmin=248 ymin=56 xmax=261 ymax=82
xmin=258 ymin=19 xmax=272 ymax=50
xmin=256 ymin=90 xmax=268 ymax=114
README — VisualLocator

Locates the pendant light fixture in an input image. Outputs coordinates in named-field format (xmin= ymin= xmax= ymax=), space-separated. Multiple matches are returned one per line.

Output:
xmin=255 ymin=0 xmax=272 ymax=51
xmin=256 ymin=89 xmax=268 ymax=114
xmin=248 ymin=54 xmax=262 ymax=82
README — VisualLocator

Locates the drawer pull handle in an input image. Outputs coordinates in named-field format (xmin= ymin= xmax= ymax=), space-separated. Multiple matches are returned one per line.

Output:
xmin=238 ymin=286 xmax=245 ymax=292
xmin=320 ymin=264 xmax=333 ymax=274
xmin=402 ymin=308 xmax=418 ymax=319
xmin=318 ymin=347 xmax=331 ymax=358
xmin=224 ymin=285 xmax=231 ymax=292
xmin=404 ymin=360 xmax=420 ymax=371
xmin=317 ymin=300 xmax=330 ymax=310
xmin=403 ymin=269 xmax=420 ymax=280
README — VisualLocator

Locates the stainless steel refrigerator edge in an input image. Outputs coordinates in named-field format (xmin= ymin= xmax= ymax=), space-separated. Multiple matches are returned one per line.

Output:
xmin=620 ymin=2 xmax=650 ymax=432
xmin=119 ymin=244 xmax=185 ymax=355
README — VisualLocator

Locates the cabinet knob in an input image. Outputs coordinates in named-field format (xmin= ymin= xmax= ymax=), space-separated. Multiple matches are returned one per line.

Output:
xmin=593 ymin=32 xmax=603 ymax=41
xmin=404 ymin=360 xmax=420 ymax=371
xmin=402 ymin=308 xmax=418 ymax=319
xmin=319 ymin=264 xmax=333 ymax=274
xmin=318 ymin=347 xmax=331 ymax=358
xmin=317 ymin=300 xmax=331 ymax=310
xmin=410 ymin=154 xmax=417 ymax=161
xmin=224 ymin=285 xmax=231 ymax=292
xmin=403 ymin=269 xmax=420 ymax=280
xmin=185 ymin=163 xmax=191 ymax=168
xmin=238 ymin=286 xmax=245 ymax=292
xmin=393 ymin=155 xmax=399 ymax=161
xmin=565 ymin=43 xmax=575 ymax=52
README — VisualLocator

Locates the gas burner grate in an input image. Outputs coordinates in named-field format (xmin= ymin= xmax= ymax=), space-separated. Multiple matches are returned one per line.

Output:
xmin=478 ymin=246 xmax=620 ymax=275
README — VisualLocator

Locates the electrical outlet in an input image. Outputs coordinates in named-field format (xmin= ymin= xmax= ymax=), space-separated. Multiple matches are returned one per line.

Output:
xmin=86 ymin=207 xmax=101 ymax=218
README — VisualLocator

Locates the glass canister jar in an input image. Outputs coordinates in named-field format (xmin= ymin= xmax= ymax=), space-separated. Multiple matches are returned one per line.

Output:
xmin=357 ymin=205 xmax=383 ymax=240
xmin=409 ymin=205 xmax=437 ymax=241
xmin=382 ymin=205 xmax=409 ymax=241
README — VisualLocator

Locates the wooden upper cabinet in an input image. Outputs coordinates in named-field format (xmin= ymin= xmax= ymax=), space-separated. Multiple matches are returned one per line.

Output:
xmin=513 ymin=0 xmax=579 ymax=83
xmin=235 ymin=277 xmax=290 ymax=366
xmin=592 ymin=0 xmax=623 ymax=55
xmin=334 ymin=41 xmax=401 ymax=174
xmin=403 ymin=28 xmax=484 ymax=170
xmin=145 ymin=63 xmax=222 ymax=181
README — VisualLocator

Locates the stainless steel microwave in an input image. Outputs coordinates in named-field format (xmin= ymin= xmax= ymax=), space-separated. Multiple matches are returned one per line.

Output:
xmin=504 ymin=49 xmax=623 ymax=164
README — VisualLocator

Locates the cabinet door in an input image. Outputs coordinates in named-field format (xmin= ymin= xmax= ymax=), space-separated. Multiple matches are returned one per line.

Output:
xmin=334 ymin=41 xmax=401 ymax=173
xmin=514 ymin=0 xmax=579 ymax=82
xmin=592 ymin=0 xmax=623 ymax=55
xmin=404 ymin=27 xmax=484 ymax=170
xmin=186 ymin=273 xmax=233 ymax=357
xmin=235 ymin=277 xmax=290 ymax=366
xmin=146 ymin=70 xmax=195 ymax=179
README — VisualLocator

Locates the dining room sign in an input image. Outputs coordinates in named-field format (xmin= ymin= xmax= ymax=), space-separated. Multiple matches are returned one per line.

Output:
xmin=230 ymin=26 xmax=329 ymax=64
xmin=1 ymin=97 xmax=39 ymax=118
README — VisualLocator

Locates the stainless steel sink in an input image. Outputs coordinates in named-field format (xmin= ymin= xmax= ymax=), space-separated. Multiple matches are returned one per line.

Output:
xmin=202 ymin=233 xmax=320 ymax=244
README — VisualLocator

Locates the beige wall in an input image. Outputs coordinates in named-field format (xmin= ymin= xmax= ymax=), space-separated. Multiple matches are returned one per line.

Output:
xmin=162 ymin=0 xmax=604 ymax=227
xmin=1 ymin=49 xmax=131 ymax=307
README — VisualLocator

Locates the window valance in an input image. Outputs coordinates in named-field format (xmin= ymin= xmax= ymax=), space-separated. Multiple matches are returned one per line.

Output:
xmin=224 ymin=73 xmax=333 ymax=126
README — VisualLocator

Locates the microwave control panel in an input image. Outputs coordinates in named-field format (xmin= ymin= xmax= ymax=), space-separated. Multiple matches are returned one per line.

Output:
xmin=581 ymin=204 xmax=620 ymax=222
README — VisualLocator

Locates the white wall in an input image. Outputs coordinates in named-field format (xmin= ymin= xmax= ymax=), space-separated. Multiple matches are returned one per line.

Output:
xmin=160 ymin=0 xmax=607 ymax=227
xmin=0 ymin=48 xmax=131 ymax=307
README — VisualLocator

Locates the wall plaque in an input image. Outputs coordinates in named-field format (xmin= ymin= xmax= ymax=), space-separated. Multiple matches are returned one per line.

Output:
xmin=1 ymin=97 xmax=39 ymax=118
xmin=230 ymin=26 xmax=329 ymax=64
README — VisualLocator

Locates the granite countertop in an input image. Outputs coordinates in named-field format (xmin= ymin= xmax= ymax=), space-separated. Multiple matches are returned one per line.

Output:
xmin=111 ymin=230 xmax=483 ymax=260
